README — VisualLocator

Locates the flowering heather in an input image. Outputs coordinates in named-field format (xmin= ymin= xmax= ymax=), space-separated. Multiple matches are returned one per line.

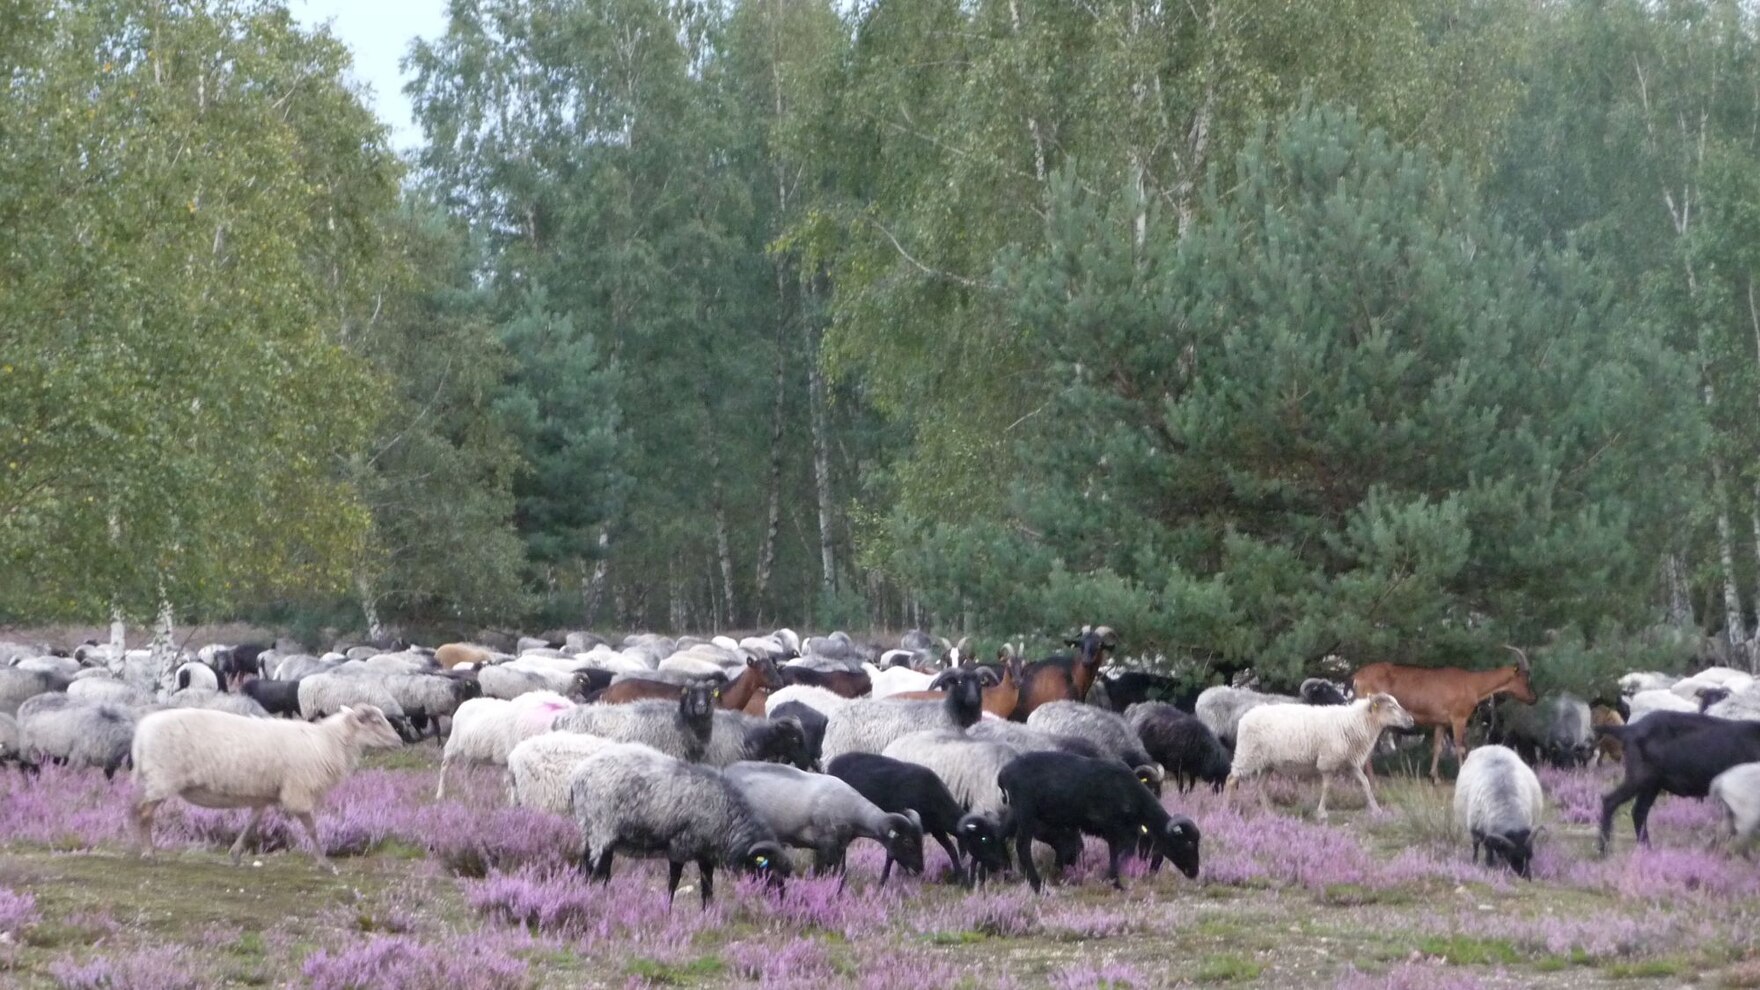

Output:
xmin=467 ymin=865 xmax=734 ymax=953
xmin=1050 ymin=961 xmax=1154 ymax=989
xmin=1335 ymin=962 xmax=1493 ymax=990
xmin=725 ymin=936 xmax=836 ymax=984
xmin=300 ymin=934 xmax=531 ymax=990
xmin=0 ymin=886 xmax=38 ymax=935
xmin=48 ymin=946 xmax=211 ymax=990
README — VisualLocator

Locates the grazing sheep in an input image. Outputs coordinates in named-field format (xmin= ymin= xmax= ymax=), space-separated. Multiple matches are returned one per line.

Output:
xmin=769 ymin=702 xmax=829 ymax=768
xmin=1026 ymin=700 xmax=1159 ymax=773
xmin=826 ymin=752 xmax=997 ymax=881
xmin=1493 ymin=693 xmax=1593 ymax=768
xmin=551 ymin=682 xmax=718 ymax=763
xmin=19 ymin=699 xmax=137 ymax=777
xmin=240 ymin=678 xmax=303 ymax=718
xmin=1225 ymin=694 xmax=1415 ymax=819
xmin=132 ymin=706 xmax=402 ymax=869
xmin=506 ymin=732 xmax=617 ymax=815
xmin=437 ymin=691 xmax=574 ymax=799
xmin=1595 ymin=712 xmax=1760 ymax=852
xmin=1453 ymin=745 xmax=1544 ymax=878
xmin=0 ymin=667 xmax=70 ymax=716
xmin=165 ymin=689 xmax=270 ymax=719
xmin=820 ymin=667 xmax=995 ymax=764
xmin=1125 ymin=702 xmax=1232 ymax=794
xmin=954 ymin=813 xmax=1011 ymax=885
xmin=1195 ymin=685 xmax=1297 ymax=747
xmin=1710 ymin=762 xmax=1760 ymax=854
xmin=725 ymin=761 xmax=924 ymax=882
xmin=701 ymin=711 xmax=810 ymax=769
xmin=997 ymin=749 xmax=1201 ymax=892
xmin=882 ymin=728 xmax=1021 ymax=816
xmin=569 ymin=742 xmax=790 ymax=908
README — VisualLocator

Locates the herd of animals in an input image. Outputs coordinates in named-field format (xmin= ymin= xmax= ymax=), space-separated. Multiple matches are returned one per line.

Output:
xmin=2 ymin=626 xmax=1760 ymax=907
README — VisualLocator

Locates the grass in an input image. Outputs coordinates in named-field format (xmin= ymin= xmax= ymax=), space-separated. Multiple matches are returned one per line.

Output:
xmin=1196 ymin=954 xmax=1265 ymax=982
xmin=625 ymin=955 xmax=727 ymax=984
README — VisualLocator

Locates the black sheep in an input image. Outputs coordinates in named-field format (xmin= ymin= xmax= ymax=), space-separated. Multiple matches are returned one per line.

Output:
xmin=1100 ymin=671 xmax=1200 ymax=712
xmin=1596 ymin=712 xmax=1760 ymax=853
xmin=827 ymin=752 xmax=990 ymax=882
xmin=239 ymin=677 xmax=302 ymax=719
xmin=998 ymin=749 xmax=1200 ymax=892
xmin=771 ymin=701 xmax=828 ymax=769
xmin=1126 ymin=702 xmax=1231 ymax=794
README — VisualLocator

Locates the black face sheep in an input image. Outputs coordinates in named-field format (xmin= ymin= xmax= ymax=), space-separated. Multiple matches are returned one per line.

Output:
xmin=569 ymin=742 xmax=791 ymax=908
xmin=826 ymin=752 xmax=975 ymax=880
xmin=820 ymin=667 xmax=995 ymax=764
xmin=1710 ymin=762 xmax=1760 ymax=855
xmin=437 ymin=691 xmax=575 ymax=799
xmin=769 ymin=701 xmax=829 ymax=768
xmin=1595 ymin=712 xmax=1760 ymax=853
xmin=1224 ymin=694 xmax=1414 ymax=820
xmin=551 ymin=681 xmax=719 ymax=763
xmin=19 ymin=698 xmax=137 ymax=778
xmin=997 ymin=749 xmax=1201 ymax=892
xmin=955 ymin=812 xmax=1011 ymax=884
xmin=1453 ymin=745 xmax=1544 ymax=878
xmin=1299 ymin=678 xmax=1351 ymax=706
xmin=132 ymin=705 xmax=403 ymax=870
xmin=1125 ymin=702 xmax=1232 ymax=794
xmin=725 ymin=761 xmax=924 ymax=883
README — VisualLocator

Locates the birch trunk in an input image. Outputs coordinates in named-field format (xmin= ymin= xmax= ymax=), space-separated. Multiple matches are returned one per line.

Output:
xmin=805 ymin=317 xmax=836 ymax=593
xmin=708 ymin=434 xmax=737 ymax=628
xmin=355 ymin=572 xmax=385 ymax=643
xmin=582 ymin=530 xmax=610 ymax=626
xmin=149 ymin=591 xmax=176 ymax=696
xmin=754 ymin=281 xmax=788 ymax=615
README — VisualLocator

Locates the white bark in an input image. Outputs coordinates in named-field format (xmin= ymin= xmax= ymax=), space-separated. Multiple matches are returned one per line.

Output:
xmin=805 ymin=318 xmax=836 ymax=593
xmin=149 ymin=591 xmax=177 ymax=696
xmin=355 ymin=572 xmax=385 ymax=643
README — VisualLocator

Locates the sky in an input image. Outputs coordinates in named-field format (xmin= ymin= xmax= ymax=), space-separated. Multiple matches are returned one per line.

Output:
xmin=290 ymin=0 xmax=450 ymax=153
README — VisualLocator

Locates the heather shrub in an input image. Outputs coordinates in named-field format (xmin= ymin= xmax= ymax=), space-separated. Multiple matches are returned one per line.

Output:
xmin=48 ymin=946 xmax=210 ymax=990
xmin=300 ymin=934 xmax=531 ymax=990
xmin=0 ymin=886 xmax=39 ymax=936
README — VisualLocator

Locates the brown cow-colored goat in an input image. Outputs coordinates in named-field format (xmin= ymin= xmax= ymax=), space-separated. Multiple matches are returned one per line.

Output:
xmin=1010 ymin=626 xmax=1119 ymax=720
xmin=1351 ymin=647 xmax=1537 ymax=782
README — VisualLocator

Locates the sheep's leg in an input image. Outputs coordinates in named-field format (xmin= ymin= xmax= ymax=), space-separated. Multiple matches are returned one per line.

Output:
xmin=590 ymin=849 xmax=615 ymax=883
xmin=665 ymin=861 xmax=685 ymax=909
xmin=577 ymin=843 xmax=594 ymax=877
xmin=294 ymin=811 xmax=334 ymax=873
xmin=698 ymin=859 xmax=715 ymax=908
xmin=434 ymin=759 xmax=450 ymax=801
xmin=1350 ymin=764 xmax=1380 ymax=815
xmin=1104 ymin=839 xmax=1126 ymax=891
xmin=1429 ymin=726 xmax=1446 ymax=783
xmin=134 ymin=799 xmax=163 ymax=860
xmin=879 ymin=855 xmax=894 ymax=886
xmin=228 ymin=807 xmax=267 ymax=866
xmin=1630 ymin=788 xmax=1659 ymax=846
xmin=1315 ymin=773 xmax=1331 ymax=822
xmin=1014 ymin=818 xmax=1043 ymax=893
xmin=931 ymin=832 xmax=961 ymax=873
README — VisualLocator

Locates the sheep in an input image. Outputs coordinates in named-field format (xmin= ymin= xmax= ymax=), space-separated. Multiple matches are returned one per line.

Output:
xmin=1095 ymin=670 xmax=1192 ymax=712
xmin=1026 ymin=700 xmax=1160 ymax=773
xmin=1195 ymin=685 xmax=1297 ymax=747
xmin=868 ymin=666 xmax=936 ymax=699
xmin=66 ymin=676 xmax=155 ymax=708
xmin=165 ymin=689 xmax=270 ymax=719
xmin=132 ymin=705 xmax=402 ymax=870
xmin=375 ymin=673 xmax=481 ymax=739
xmin=724 ymin=761 xmax=924 ymax=882
xmin=478 ymin=664 xmax=589 ymax=701
xmin=1626 ymin=689 xmax=1696 ymax=724
xmin=701 ymin=711 xmax=810 ymax=770
xmin=1619 ymin=672 xmax=1679 ymax=696
xmin=0 ymin=667 xmax=70 ymax=716
xmin=0 ymin=713 xmax=17 ymax=764
xmin=770 ymin=702 xmax=828 ymax=768
xmin=173 ymin=662 xmax=222 ymax=694
xmin=1704 ymin=686 xmax=1760 ymax=722
xmin=1595 ymin=712 xmax=1760 ymax=852
xmin=1299 ymin=678 xmax=1351 ymax=706
xmin=437 ymin=691 xmax=574 ymax=799
xmin=764 ymin=685 xmax=851 ymax=719
xmin=1453 ymin=745 xmax=1544 ymax=878
xmin=240 ymin=677 xmax=303 ymax=718
xmin=297 ymin=672 xmax=408 ymax=726
xmin=826 ymin=752 xmax=1003 ymax=881
xmin=997 ymin=749 xmax=1201 ymax=892
xmin=551 ymin=682 xmax=718 ymax=763
xmin=270 ymin=654 xmax=334 ymax=682
xmin=1710 ymin=762 xmax=1760 ymax=854
xmin=1125 ymin=702 xmax=1232 ymax=794
xmin=965 ymin=717 xmax=1119 ymax=765
xmin=1224 ymin=694 xmax=1415 ymax=820
xmin=1493 ymin=693 xmax=1593 ymax=767
xmin=569 ymin=742 xmax=790 ymax=908
xmin=883 ymin=728 xmax=1021 ymax=816
xmin=19 ymin=698 xmax=137 ymax=777
xmin=505 ymin=731 xmax=617 ymax=815
xmin=820 ymin=667 xmax=995 ymax=764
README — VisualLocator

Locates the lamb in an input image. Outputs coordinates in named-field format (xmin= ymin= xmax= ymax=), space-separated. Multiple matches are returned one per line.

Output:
xmin=1125 ymin=702 xmax=1232 ymax=794
xmin=437 ymin=691 xmax=574 ymax=799
xmin=1195 ymin=685 xmax=1297 ymax=747
xmin=19 ymin=698 xmax=137 ymax=777
xmin=569 ymin=742 xmax=790 ymax=908
xmin=0 ymin=667 xmax=70 ymax=716
xmin=1595 ymin=712 xmax=1760 ymax=852
xmin=819 ymin=667 xmax=995 ymax=764
xmin=1026 ymin=700 xmax=1160 ymax=773
xmin=1225 ymin=694 xmax=1415 ymax=819
xmin=825 ymin=752 xmax=1007 ymax=882
xmin=1710 ymin=762 xmax=1760 ymax=854
xmin=882 ymin=728 xmax=1021 ymax=815
xmin=132 ymin=705 xmax=402 ymax=870
xmin=1453 ymin=745 xmax=1544 ymax=878
xmin=550 ymin=682 xmax=718 ymax=763
xmin=505 ymin=731 xmax=616 ymax=815
xmin=997 ymin=749 xmax=1201 ymax=892
xmin=724 ymin=761 xmax=924 ymax=882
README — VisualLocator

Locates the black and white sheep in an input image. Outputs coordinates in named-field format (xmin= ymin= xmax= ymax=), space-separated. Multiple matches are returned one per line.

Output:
xmin=1453 ymin=745 xmax=1544 ymax=878
xmin=551 ymin=682 xmax=718 ymax=763
xmin=240 ymin=678 xmax=304 ymax=718
xmin=996 ymin=749 xmax=1201 ymax=892
xmin=18 ymin=698 xmax=137 ymax=777
xmin=725 ymin=761 xmax=924 ymax=882
xmin=820 ymin=668 xmax=994 ymax=764
xmin=1124 ymin=702 xmax=1232 ymax=794
xmin=1596 ymin=712 xmax=1760 ymax=852
xmin=569 ymin=742 xmax=790 ymax=908
xmin=165 ymin=689 xmax=270 ymax=719
xmin=1225 ymin=694 xmax=1415 ymax=819
xmin=437 ymin=691 xmax=575 ymax=799
xmin=132 ymin=705 xmax=403 ymax=869
xmin=702 ymin=711 xmax=811 ymax=770
xmin=825 ymin=752 xmax=1008 ymax=883
xmin=173 ymin=661 xmax=223 ymax=694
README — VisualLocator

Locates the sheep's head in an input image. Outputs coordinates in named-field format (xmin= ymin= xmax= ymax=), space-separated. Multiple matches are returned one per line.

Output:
xmin=1300 ymin=678 xmax=1349 ymax=706
xmin=760 ymin=716 xmax=811 ymax=770
xmin=1481 ymin=827 xmax=1535 ymax=879
xmin=452 ymin=677 xmax=483 ymax=703
xmin=740 ymin=840 xmax=791 ymax=887
xmin=679 ymin=681 xmax=718 ymax=723
xmin=881 ymin=811 xmax=925 ymax=875
xmin=339 ymin=705 xmax=404 ymax=750
xmin=929 ymin=667 xmax=994 ymax=727
xmin=1365 ymin=693 xmax=1415 ymax=731
xmin=1151 ymin=815 xmax=1202 ymax=879
xmin=956 ymin=813 xmax=1009 ymax=877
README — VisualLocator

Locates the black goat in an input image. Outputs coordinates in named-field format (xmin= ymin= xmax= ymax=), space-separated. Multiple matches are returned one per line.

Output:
xmin=1596 ymin=712 xmax=1760 ymax=853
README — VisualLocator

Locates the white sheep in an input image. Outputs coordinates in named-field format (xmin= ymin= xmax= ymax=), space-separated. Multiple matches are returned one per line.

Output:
xmin=1453 ymin=744 xmax=1544 ymax=877
xmin=763 ymin=685 xmax=852 ymax=719
xmin=1619 ymin=671 xmax=1679 ymax=696
xmin=1626 ymin=689 xmax=1696 ymax=724
xmin=437 ymin=691 xmax=573 ymax=799
xmin=505 ymin=731 xmax=617 ymax=814
xmin=1710 ymin=762 xmax=1760 ymax=854
xmin=131 ymin=705 xmax=402 ymax=870
xmin=1224 ymin=694 xmax=1415 ymax=819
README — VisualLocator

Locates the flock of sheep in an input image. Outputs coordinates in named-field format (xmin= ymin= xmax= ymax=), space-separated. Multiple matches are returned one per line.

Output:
xmin=2 ymin=628 xmax=1759 ymax=910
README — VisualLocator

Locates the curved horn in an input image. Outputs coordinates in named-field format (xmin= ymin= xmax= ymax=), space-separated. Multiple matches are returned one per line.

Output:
xmin=1504 ymin=645 xmax=1530 ymax=674
xmin=1093 ymin=625 xmax=1117 ymax=644
xmin=974 ymin=666 xmax=1000 ymax=688
xmin=928 ymin=669 xmax=958 ymax=691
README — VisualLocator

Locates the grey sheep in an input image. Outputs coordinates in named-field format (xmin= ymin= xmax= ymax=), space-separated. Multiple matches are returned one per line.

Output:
xmin=0 ymin=712 xmax=17 ymax=764
xmin=297 ymin=672 xmax=406 ymax=722
xmin=569 ymin=742 xmax=790 ymax=908
xmin=724 ymin=761 xmax=924 ymax=881
xmin=1494 ymin=693 xmax=1592 ymax=767
xmin=0 ymin=667 xmax=70 ymax=716
xmin=1026 ymin=700 xmax=1161 ymax=773
xmin=19 ymin=698 xmax=137 ymax=777
xmin=966 ymin=718 xmax=1117 ymax=764
xmin=702 ymin=711 xmax=811 ymax=769
xmin=67 ymin=676 xmax=155 ymax=708
xmin=1453 ymin=744 xmax=1544 ymax=877
xmin=552 ymin=682 xmax=718 ymax=763
xmin=882 ymin=728 xmax=1021 ymax=815
xmin=820 ymin=667 xmax=995 ymax=764
xmin=1125 ymin=702 xmax=1232 ymax=794
xmin=1195 ymin=685 xmax=1297 ymax=747
xmin=173 ymin=662 xmax=222 ymax=694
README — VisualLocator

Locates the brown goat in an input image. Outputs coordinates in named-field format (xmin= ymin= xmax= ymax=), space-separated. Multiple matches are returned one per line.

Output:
xmin=435 ymin=643 xmax=494 ymax=670
xmin=595 ymin=656 xmax=781 ymax=710
xmin=1590 ymin=704 xmax=1625 ymax=765
xmin=1011 ymin=626 xmax=1118 ymax=720
xmin=1351 ymin=647 xmax=1537 ymax=782
xmin=890 ymin=650 xmax=1027 ymax=718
